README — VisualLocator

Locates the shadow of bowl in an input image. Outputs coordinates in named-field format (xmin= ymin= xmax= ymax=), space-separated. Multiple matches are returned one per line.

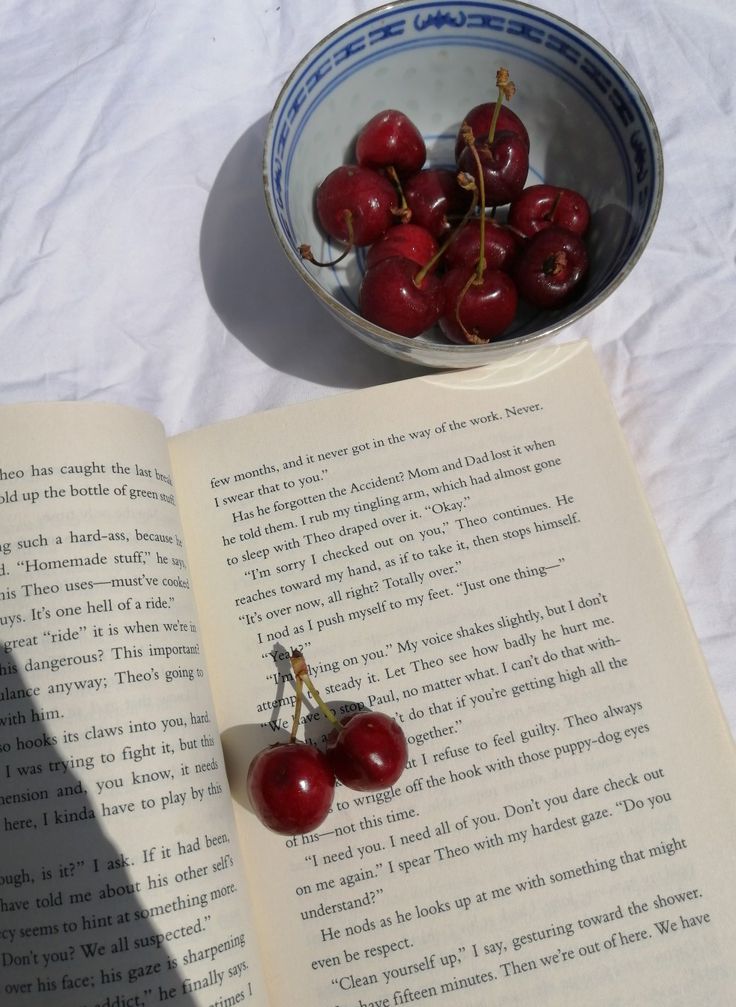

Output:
xmin=199 ymin=116 xmax=429 ymax=387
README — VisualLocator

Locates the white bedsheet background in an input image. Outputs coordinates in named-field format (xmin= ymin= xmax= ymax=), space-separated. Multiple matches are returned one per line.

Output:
xmin=1 ymin=1 xmax=734 ymax=734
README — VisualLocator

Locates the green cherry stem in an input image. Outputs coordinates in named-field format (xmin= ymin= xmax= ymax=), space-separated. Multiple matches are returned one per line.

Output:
xmin=386 ymin=165 xmax=412 ymax=223
xmin=487 ymin=67 xmax=516 ymax=145
xmin=290 ymin=649 xmax=342 ymax=729
xmin=289 ymin=672 xmax=304 ymax=743
xmin=299 ymin=211 xmax=355 ymax=267
xmin=461 ymin=134 xmax=488 ymax=284
xmin=446 ymin=127 xmax=489 ymax=345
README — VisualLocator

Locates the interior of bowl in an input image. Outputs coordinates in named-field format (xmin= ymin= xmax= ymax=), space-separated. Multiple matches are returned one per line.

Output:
xmin=264 ymin=0 xmax=663 ymax=366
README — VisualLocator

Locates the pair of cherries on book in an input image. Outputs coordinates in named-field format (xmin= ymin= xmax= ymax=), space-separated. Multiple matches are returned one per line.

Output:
xmin=247 ymin=650 xmax=408 ymax=835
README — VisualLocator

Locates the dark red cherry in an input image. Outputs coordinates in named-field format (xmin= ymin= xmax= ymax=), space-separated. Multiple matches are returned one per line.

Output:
xmin=457 ymin=130 xmax=528 ymax=207
xmin=444 ymin=217 xmax=522 ymax=273
xmin=315 ymin=165 xmax=397 ymax=246
xmin=403 ymin=168 xmax=472 ymax=238
xmin=360 ymin=256 xmax=444 ymax=337
xmin=513 ymin=226 xmax=589 ymax=308
xmin=365 ymin=223 xmax=439 ymax=272
xmin=440 ymin=265 xmax=518 ymax=344
xmin=509 ymin=184 xmax=590 ymax=238
xmin=355 ymin=109 xmax=426 ymax=177
xmin=455 ymin=102 xmax=530 ymax=159
xmin=326 ymin=712 xmax=408 ymax=791
xmin=247 ymin=742 xmax=335 ymax=835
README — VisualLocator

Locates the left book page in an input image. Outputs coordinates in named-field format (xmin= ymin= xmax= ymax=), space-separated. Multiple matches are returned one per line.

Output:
xmin=0 ymin=403 xmax=268 ymax=1006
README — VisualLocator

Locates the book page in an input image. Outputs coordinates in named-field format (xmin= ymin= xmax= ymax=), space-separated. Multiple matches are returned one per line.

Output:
xmin=171 ymin=340 xmax=736 ymax=1007
xmin=0 ymin=404 xmax=268 ymax=1006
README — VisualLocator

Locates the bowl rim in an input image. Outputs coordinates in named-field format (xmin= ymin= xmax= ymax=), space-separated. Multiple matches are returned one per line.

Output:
xmin=262 ymin=0 xmax=665 ymax=363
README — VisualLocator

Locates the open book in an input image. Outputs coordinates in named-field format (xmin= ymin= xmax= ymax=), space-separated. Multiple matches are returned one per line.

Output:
xmin=2 ymin=341 xmax=734 ymax=1006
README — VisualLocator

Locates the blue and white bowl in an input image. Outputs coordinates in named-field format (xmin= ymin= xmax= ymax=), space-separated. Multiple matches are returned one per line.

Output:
xmin=263 ymin=0 xmax=663 ymax=368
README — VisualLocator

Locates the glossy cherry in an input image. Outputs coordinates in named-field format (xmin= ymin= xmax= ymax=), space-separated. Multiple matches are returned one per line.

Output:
xmin=404 ymin=168 xmax=472 ymax=238
xmin=247 ymin=742 xmax=335 ymax=835
xmin=365 ymin=223 xmax=439 ymax=271
xmin=444 ymin=217 xmax=521 ymax=273
xmin=326 ymin=711 xmax=408 ymax=792
xmin=440 ymin=265 xmax=518 ymax=344
xmin=509 ymin=184 xmax=590 ymax=238
xmin=360 ymin=256 xmax=444 ymax=337
xmin=513 ymin=225 xmax=588 ymax=308
xmin=457 ymin=129 xmax=528 ymax=208
xmin=455 ymin=102 xmax=530 ymax=159
xmin=315 ymin=165 xmax=397 ymax=246
xmin=355 ymin=109 xmax=426 ymax=177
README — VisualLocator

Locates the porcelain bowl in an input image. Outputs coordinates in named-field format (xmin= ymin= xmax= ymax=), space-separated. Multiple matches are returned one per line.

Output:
xmin=263 ymin=0 xmax=663 ymax=368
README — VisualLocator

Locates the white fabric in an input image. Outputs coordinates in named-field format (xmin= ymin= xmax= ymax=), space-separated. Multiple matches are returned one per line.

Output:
xmin=1 ymin=0 xmax=734 ymax=735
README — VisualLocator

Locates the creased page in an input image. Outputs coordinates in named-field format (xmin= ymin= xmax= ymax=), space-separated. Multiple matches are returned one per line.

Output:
xmin=0 ymin=403 xmax=268 ymax=1006
xmin=170 ymin=341 xmax=736 ymax=1006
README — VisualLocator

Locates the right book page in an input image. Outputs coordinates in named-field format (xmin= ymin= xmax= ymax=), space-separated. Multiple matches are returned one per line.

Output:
xmin=170 ymin=339 xmax=736 ymax=1006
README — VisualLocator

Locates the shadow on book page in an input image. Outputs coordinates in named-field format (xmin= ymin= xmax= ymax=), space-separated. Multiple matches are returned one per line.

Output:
xmin=2 ymin=646 xmax=203 ymax=1005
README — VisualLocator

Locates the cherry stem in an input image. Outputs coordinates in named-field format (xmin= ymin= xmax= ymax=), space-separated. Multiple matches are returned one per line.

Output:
xmin=487 ymin=93 xmax=503 ymax=145
xmin=487 ymin=67 xmax=515 ymax=145
xmin=461 ymin=132 xmax=487 ymax=284
xmin=299 ymin=212 xmax=354 ymax=267
xmin=289 ymin=673 xmax=304 ymax=743
xmin=386 ymin=166 xmax=412 ymax=223
xmin=453 ymin=270 xmax=486 ymax=344
xmin=444 ymin=127 xmax=489 ymax=344
xmin=290 ymin=650 xmax=342 ymax=729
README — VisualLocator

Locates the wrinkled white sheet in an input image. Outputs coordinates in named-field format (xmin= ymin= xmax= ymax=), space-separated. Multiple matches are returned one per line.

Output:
xmin=1 ymin=0 xmax=734 ymax=735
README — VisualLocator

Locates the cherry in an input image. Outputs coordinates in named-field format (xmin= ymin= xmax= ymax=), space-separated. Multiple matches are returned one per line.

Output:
xmin=444 ymin=217 xmax=521 ymax=273
xmin=365 ymin=223 xmax=439 ymax=271
xmin=326 ymin=711 xmax=408 ymax=792
xmin=247 ymin=742 xmax=335 ymax=835
xmin=355 ymin=109 xmax=426 ymax=177
xmin=315 ymin=165 xmax=397 ymax=246
xmin=440 ymin=265 xmax=518 ymax=344
xmin=404 ymin=168 xmax=471 ymax=238
xmin=455 ymin=102 xmax=530 ymax=159
xmin=513 ymin=225 xmax=588 ymax=308
xmin=248 ymin=649 xmax=336 ymax=835
xmin=457 ymin=129 xmax=528 ymax=208
xmin=509 ymin=184 xmax=590 ymax=238
xmin=360 ymin=256 xmax=445 ymax=337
